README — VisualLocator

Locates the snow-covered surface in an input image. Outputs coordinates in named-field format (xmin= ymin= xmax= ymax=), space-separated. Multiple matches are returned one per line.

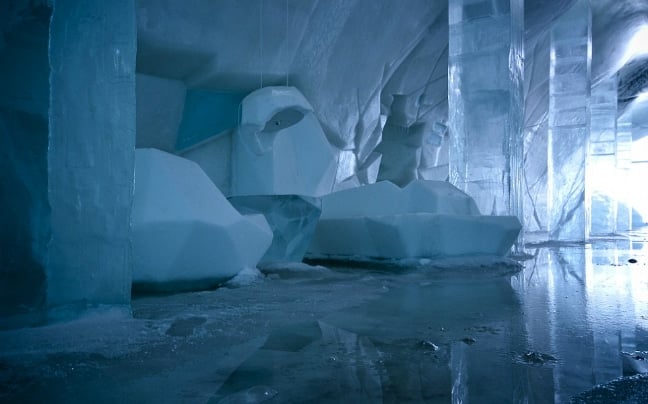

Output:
xmin=1 ymin=234 xmax=647 ymax=402
xmin=132 ymin=149 xmax=272 ymax=290
xmin=309 ymin=180 xmax=520 ymax=260
xmin=231 ymin=86 xmax=336 ymax=197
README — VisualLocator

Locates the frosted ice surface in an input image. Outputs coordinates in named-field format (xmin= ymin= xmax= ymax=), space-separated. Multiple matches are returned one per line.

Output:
xmin=132 ymin=149 xmax=272 ymax=291
xmin=229 ymin=195 xmax=321 ymax=264
xmin=308 ymin=180 xmax=520 ymax=260
xmin=231 ymin=86 xmax=336 ymax=197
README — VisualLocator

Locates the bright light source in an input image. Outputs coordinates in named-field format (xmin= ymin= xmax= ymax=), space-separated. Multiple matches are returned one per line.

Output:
xmin=622 ymin=24 xmax=648 ymax=65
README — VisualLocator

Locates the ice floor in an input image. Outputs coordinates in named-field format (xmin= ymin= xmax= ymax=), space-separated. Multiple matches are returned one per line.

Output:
xmin=1 ymin=229 xmax=647 ymax=403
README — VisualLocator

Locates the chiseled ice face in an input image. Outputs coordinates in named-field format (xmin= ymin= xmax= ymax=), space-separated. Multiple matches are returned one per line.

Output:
xmin=232 ymin=86 xmax=336 ymax=198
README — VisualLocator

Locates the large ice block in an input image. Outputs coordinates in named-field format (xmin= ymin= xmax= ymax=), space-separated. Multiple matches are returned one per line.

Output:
xmin=132 ymin=149 xmax=272 ymax=291
xmin=616 ymin=111 xmax=633 ymax=232
xmin=308 ymin=180 xmax=520 ymax=260
xmin=547 ymin=0 xmax=592 ymax=241
xmin=588 ymin=76 xmax=618 ymax=236
xmin=448 ymin=0 xmax=524 ymax=222
xmin=231 ymin=86 xmax=336 ymax=197
xmin=228 ymin=195 xmax=322 ymax=264
xmin=47 ymin=0 xmax=136 ymax=308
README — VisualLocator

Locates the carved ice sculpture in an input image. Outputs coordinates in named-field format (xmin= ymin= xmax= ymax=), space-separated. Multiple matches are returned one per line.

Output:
xmin=231 ymin=86 xmax=337 ymax=197
xmin=228 ymin=195 xmax=322 ymax=264
xmin=132 ymin=148 xmax=272 ymax=291
xmin=308 ymin=180 xmax=521 ymax=260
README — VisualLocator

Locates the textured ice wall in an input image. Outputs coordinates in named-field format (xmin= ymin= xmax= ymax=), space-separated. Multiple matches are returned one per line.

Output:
xmin=522 ymin=32 xmax=550 ymax=234
xmin=448 ymin=0 xmax=525 ymax=219
xmin=136 ymin=73 xmax=185 ymax=153
xmin=136 ymin=0 xmax=450 ymax=188
xmin=0 ymin=1 xmax=50 ymax=325
xmin=547 ymin=0 xmax=592 ymax=242
xmin=47 ymin=0 xmax=136 ymax=308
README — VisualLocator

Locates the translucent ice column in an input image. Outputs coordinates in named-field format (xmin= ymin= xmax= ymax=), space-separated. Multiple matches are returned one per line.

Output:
xmin=616 ymin=111 xmax=633 ymax=232
xmin=47 ymin=0 xmax=136 ymax=310
xmin=547 ymin=0 xmax=592 ymax=241
xmin=587 ymin=76 xmax=618 ymax=236
xmin=448 ymin=0 xmax=524 ymax=221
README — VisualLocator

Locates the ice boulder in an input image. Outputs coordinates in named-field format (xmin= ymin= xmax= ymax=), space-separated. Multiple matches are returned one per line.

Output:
xmin=132 ymin=148 xmax=272 ymax=291
xmin=231 ymin=86 xmax=337 ymax=197
xmin=228 ymin=195 xmax=322 ymax=265
xmin=307 ymin=180 xmax=521 ymax=260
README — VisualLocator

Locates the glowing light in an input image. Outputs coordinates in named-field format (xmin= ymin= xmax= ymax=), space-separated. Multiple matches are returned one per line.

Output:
xmin=622 ymin=24 xmax=648 ymax=65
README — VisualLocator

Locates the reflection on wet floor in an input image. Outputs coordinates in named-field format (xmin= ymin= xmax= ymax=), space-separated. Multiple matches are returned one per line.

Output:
xmin=0 ymin=229 xmax=647 ymax=403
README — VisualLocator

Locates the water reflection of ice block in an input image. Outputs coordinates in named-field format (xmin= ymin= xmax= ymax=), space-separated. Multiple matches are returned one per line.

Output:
xmin=448 ymin=0 xmax=524 ymax=221
xmin=228 ymin=195 xmax=322 ymax=264
xmin=231 ymin=86 xmax=337 ymax=198
xmin=547 ymin=0 xmax=592 ymax=241
xmin=588 ymin=76 xmax=618 ymax=236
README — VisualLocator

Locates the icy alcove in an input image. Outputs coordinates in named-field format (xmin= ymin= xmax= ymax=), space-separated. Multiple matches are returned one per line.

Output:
xmin=2 ymin=0 xmax=648 ymax=401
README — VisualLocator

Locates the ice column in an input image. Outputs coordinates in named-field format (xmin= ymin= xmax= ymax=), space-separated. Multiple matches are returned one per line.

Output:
xmin=547 ymin=0 xmax=592 ymax=241
xmin=47 ymin=0 xmax=136 ymax=309
xmin=448 ymin=0 xmax=524 ymax=222
xmin=615 ymin=112 xmax=633 ymax=232
xmin=587 ymin=77 xmax=617 ymax=236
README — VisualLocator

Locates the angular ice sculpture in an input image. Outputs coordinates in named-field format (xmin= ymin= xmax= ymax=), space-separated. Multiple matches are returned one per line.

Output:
xmin=231 ymin=86 xmax=337 ymax=197
xmin=308 ymin=180 xmax=521 ymax=260
xmin=132 ymin=149 xmax=272 ymax=291
xmin=228 ymin=195 xmax=322 ymax=264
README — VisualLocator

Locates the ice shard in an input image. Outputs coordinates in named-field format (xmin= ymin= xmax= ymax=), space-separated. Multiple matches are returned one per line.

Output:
xmin=616 ymin=111 xmax=633 ymax=232
xmin=588 ymin=76 xmax=618 ymax=236
xmin=132 ymin=149 xmax=272 ymax=291
xmin=448 ymin=0 xmax=524 ymax=220
xmin=547 ymin=0 xmax=592 ymax=241
xmin=231 ymin=86 xmax=337 ymax=198
xmin=47 ymin=0 xmax=136 ymax=309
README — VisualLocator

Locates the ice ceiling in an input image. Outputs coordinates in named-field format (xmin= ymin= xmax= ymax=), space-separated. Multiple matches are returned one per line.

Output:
xmin=135 ymin=0 xmax=648 ymax=153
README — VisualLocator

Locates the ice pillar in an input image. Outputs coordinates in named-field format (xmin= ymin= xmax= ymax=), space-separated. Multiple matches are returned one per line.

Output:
xmin=587 ymin=77 xmax=617 ymax=236
xmin=615 ymin=111 xmax=633 ymax=232
xmin=448 ymin=0 xmax=524 ymax=223
xmin=47 ymin=0 xmax=136 ymax=310
xmin=547 ymin=0 xmax=592 ymax=241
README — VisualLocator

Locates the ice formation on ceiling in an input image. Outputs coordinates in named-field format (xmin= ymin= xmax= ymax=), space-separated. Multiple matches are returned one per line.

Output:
xmin=308 ymin=180 xmax=521 ymax=260
xmin=132 ymin=149 xmax=272 ymax=291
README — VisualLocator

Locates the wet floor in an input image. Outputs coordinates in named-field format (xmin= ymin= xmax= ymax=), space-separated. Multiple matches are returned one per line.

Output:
xmin=1 ymin=229 xmax=647 ymax=403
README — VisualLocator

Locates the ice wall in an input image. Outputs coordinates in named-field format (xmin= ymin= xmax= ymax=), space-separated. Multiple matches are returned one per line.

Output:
xmin=588 ymin=76 xmax=618 ymax=236
xmin=522 ymin=32 xmax=550 ymax=234
xmin=135 ymin=73 xmax=185 ymax=153
xmin=448 ymin=0 xmax=525 ymax=220
xmin=47 ymin=0 xmax=136 ymax=309
xmin=0 ymin=1 xmax=50 ymax=326
xmin=547 ymin=0 xmax=592 ymax=242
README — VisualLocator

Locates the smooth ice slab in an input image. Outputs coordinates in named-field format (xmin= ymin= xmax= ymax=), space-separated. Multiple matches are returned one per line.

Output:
xmin=229 ymin=195 xmax=321 ymax=264
xmin=132 ymin=148 xmax=272 ymax=291
xmin=308 ymin=180 xmax=520 ymax=260
xmin=231 ymin=86 xmax=337 ymax=197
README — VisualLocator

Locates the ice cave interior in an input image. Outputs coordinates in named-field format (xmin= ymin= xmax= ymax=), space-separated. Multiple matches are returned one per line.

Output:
xmin=1 ymin=0 xmax=648 ymax=402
